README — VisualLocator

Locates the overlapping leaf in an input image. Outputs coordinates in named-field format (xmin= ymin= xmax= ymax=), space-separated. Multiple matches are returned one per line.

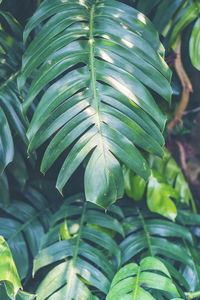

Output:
xmin=123 ymin=149 xmax=196 ymax=220
xmin=0 ymin=11 xmax=28 ymax=174
xmin=120 ymin=204 xmax=200 ymax=292
xmin=0 ymin=237 xmax=35 ymax=300
xmin=34 ymin=194 xmax=124 ymax=300
xmin=0 ymin=186 xmax=51 ymax=279
xmin=20 ymin=0 xmax=172 ymax=208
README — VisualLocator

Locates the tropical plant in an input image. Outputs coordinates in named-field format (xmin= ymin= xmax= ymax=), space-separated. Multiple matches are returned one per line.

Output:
xmin=19 ymin=0 xmax=172 ymax=208
xmin=107 ymin=257 xmax=181 ymax=300
xmin=0 ymin=0 xmax=200 ymax=300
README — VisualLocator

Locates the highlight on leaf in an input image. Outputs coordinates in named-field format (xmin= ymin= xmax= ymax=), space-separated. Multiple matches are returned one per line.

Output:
xmin=19 ymin=0 xmax=172 ymax=208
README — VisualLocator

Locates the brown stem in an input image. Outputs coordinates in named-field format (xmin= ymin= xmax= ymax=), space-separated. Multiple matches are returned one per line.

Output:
xmin=168 ymin=36 xmax=193 ymax=133
xmin=176 ymin=141 xmax=188 ymax=176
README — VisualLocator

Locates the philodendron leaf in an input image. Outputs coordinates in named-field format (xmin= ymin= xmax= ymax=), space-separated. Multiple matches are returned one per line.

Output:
xmin=107 ymin=257 xmax=180 ymax=300
xmin=147 ymin=171 xmax=178 ymax=221
xmin=189 ymin=17 xmax=200 ymax=71
xmin=0 ymin=236 xmax=22 ymax=298
xmin=20 ymin=0 xmax=172 ymax=209
xmin=123 ymin=165 xmax=146 ymax=201
xmin=34 ymin=194 xmax=123 ymax=299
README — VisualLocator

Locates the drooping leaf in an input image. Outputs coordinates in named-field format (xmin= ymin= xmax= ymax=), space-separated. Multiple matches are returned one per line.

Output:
xmin=189 ymin=17 xmax=200 ymax=71
xmin=153 ymin=0 xmax=186 ymax=34
xmin=20 ymin=0 xmax=172 ymax=208
xmin=0 ymin=280 xmax=35 ymax=300
xmin=169 ymin=1 xmax=200 ymax=49
xmin=0 ymin=235 xmax=22 ymax=298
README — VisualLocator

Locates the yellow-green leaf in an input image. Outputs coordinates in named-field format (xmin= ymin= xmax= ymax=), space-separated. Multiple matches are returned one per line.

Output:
xmin=0 ymin=236 xmax=22 ymax=298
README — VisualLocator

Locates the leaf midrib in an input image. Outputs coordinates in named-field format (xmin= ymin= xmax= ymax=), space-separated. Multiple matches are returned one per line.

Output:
xmin=89 ymin=2 xmax=108 ymax=182
xmin=133 ymin=267 xmax=140 ymax=300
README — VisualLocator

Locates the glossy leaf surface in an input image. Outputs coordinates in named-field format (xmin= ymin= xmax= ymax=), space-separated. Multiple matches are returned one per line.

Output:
xmin=20 ymin=0 xmax=172 ymax=208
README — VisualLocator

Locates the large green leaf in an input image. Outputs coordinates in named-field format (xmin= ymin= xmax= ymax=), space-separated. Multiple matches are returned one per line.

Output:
xmin=20 ymin=0 xmax=172 ymax=208
xmin=0 ymin=11 xmax=28 ymax=174
xmin=107 ymin=257 xmax=180 ymax=300
xmin=0 ymin=236 xmax=22 ymax=298
xmin=34 ymin=194 xmax=124 ymax=299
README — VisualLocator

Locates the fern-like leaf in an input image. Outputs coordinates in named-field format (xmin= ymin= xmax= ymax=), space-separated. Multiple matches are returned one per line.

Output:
xmin=20 ymin=0 xmax=172 ymax=208
xmin=34 ymin=194 xmax=124 ymax=299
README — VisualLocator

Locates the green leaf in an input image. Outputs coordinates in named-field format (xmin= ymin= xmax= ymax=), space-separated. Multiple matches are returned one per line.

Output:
xmin=0 ymin=173 xmax=9 ymax=207
xmin=34 ymin=194 xmax=123 ymax=299
xmin=170 ymin=1 xmax=200 ymax=49
xmin=0 ymin=186 xmax=50 ymax=279
xmin=123 ymin=165 xmax=146 ymax=201
xmin=0 ymin=236 xmax=22 ymax=298
xmin=107 ymin=257 xmax=180 ymax=300
xmin=20 ymin=0 xmax=172 ymax=208
xmin=0 ymin=108 xmax=14 ymax=174
xmin=0 ymin=11 xmax=28 ymax=176
xmin=121 ymin=206 xmax=195 ymax=273
xmin=153 ymin=0 xmax=186 ymax=34
xmin=149 ymin=149 xmax=196 ymax=211
xmin=189 ymin=17 xmax=200 ymax=70
xmin=147 ymin=171 xmax=178 ymax=221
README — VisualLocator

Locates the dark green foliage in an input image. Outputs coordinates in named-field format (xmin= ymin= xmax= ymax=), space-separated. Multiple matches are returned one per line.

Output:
xmin=0 ymin=1 xmax=200 ymax=300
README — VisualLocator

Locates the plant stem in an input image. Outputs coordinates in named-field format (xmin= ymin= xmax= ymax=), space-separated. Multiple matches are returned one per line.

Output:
xmin=168 ymin=36 xmax=193 ymax=133
xmin=185 ymin=290 xmax=200 ymax=299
